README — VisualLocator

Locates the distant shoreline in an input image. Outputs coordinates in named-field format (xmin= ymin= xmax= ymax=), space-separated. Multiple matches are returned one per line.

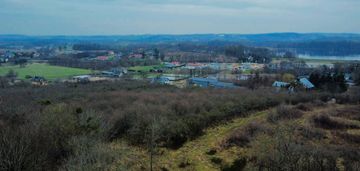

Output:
xmin=298 ymin=55 xmax=360 ymax=61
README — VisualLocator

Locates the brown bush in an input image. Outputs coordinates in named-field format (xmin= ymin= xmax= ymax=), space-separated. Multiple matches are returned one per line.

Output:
xmin=221 ymin=121 xmax=266 ymax=148
xmin=267 ymin=105 xmax=303 ymax=123
xmin=296 ymin=125 xmax=325 ymax=140
xmin=295 ymin=103 xmax=312 ymax=111
xmin=330 ymin=106 xmax=360 ymax=121
xmin=333 ymin=131 xmax=360 ymax=144
xmin=311 ymin=114 xmax=360 ymax=129
xmin=0 ymin=80 xmax=338 ymax=169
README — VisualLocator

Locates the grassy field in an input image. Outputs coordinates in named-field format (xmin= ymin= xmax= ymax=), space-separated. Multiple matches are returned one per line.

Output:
xmin=0 ymin=63 xmax=93 ymax=80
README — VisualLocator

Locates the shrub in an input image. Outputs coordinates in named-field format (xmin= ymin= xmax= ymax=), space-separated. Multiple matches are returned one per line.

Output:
xmin=210 ymin=157 xmax=223 ymax=165
xmin=296 ymin=125 xmax=325 ymax=140
xmin=267 ymin=105 xmax=303 ymax=123
xmin=333 ymin=131 xmax=360 ymax=144
xmin=312 ymin=114 xmax=360 ymax=129
xmin=222 ymin=121 xmax=266 ymax=148
xmin=61 ymin=136 xmax=126 ymax=171
xmin=178 ymin=159 xmax=191 ymax=168
xmin=206 ymin=148 xmax=217 ymax=155
xmin=0 ymin=126 xmax=47 ymax=171
xmin=295 ymin=103 xmax=312 ymax=111
xmin=330 ymin=106 xmax=360 ymax=121
xmin=249 ymin=126 xmax=339 ymax=171
xmin=223 ymin=131 xmax=251 ymax=148
xmin=221 ymin=158 xmax=247 ymax=171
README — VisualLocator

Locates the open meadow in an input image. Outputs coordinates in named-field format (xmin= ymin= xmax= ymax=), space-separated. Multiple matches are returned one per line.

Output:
xmin=0 ymin=63 xmax=93 ymax=80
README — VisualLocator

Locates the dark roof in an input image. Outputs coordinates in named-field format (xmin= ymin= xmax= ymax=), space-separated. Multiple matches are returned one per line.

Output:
xmin=190 ymin=77 xmax=237 ymax=88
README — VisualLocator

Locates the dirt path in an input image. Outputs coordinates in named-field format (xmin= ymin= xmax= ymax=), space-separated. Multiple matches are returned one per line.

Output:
xmin=157 ymin=110 xmax=269 ymax=171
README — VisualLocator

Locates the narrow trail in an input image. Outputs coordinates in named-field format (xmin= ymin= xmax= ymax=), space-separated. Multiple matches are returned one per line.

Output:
xmin=157 ymin=110 xmax=269 ymax=171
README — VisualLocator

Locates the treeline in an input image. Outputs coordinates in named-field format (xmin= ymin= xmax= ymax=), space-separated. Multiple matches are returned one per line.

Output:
xmin=1 ymin=81 xmax=360 ymax=170
xmin=309 ymin=71 xmax=347 ymax=93
xmin=73 ymin=43 xmax=116 ymax=51
xmin=48 ymin=58 xmax=119 ymax=70
xmin=70 ymin=42 xmax=275 ymax=63
xmin=224 ymin=45 xmax=274 ymax=63
xmin=277 ymin=41 xmax=360 ymax=56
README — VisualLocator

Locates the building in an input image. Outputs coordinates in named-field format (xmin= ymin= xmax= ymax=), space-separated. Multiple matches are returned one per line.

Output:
xmin=299 ymin=78 xmax=315 ymax=89
xmin=273 ymin=78 xmax=315 ymax=90
xmin=0 ymin=57 xmax=9 ymax=63
xmin=344 ymin=73 xmax=355 ymax=86
xmin=189 ymin=77 xmax=237 ymax=89
xmin=272 ymin=81 xmax=290 ymax=87
xmin=151 ymin=76 xmax=170 ymax=85
xmin=101 ymin=68 xmax=127 ymax=78
xmin=101 ymin=71 xmax=120 ymax=77
xmin=31 ymin=76 xmax=47 ymax=85
xmin=73 ymin=75 xmax=91 ymax=83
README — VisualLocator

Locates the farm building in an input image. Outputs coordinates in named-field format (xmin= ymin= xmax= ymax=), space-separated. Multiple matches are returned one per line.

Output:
xmin=273 ymin=78 xmax=315 ymax=90
xmin=101 ymin=68 xmax=127 ymax=78
xmin=299 ymin=78 xmax=315 ymax=89
xmin=31 ymin=76 xmax=47 ymax=85
xmin=151 ymin=76 xmax=170 ymax=85
xmin=73 ymin=75 xmax=91 ymax=83
xmin=189 ymin=77 xmax=237 ymax=89
xmin=272 ymin=81 xmax=290 ymax=87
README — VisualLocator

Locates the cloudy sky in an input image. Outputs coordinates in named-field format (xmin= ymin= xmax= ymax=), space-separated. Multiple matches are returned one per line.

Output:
xmin=0 ymin=0 xmax=359 ymax=35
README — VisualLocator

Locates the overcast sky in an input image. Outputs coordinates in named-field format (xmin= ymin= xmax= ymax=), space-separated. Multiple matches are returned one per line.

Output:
xmin=0 ymin=0 xmax=359 ymax=35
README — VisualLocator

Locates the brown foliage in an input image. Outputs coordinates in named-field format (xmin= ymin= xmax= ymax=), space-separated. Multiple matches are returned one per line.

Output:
xmin=311 ymin=114 xmax=360 ymax=130
xmin=221 ymin=121 xmax=267 ymax=148
xmin=267 ymin=105 xmax=303 ymax=123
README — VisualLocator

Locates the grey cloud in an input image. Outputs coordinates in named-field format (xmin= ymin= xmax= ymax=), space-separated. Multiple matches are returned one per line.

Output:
xmin=0 ymin=0 xmax=359 ymax=35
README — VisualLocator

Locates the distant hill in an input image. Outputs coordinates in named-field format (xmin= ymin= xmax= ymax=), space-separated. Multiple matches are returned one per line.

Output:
xmin=1 ymin=33 xmax=360 ymax=44
xmin=1 ymin=33 xmax=360 ymax=56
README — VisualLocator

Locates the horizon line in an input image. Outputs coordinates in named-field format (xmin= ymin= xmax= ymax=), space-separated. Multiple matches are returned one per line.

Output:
xmin=1 ymin=32 xmax=360 ymax=37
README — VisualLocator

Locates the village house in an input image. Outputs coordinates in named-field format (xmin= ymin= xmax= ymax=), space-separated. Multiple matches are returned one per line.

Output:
xmin=299 ymin=78 xmax=315 ymax=89
xmin=272 ymin=78 xmax=315 ymax=92
xmin=189 ymin=77 xmax=237 ymax=89
xmin=101 ymin=68 xmax=127 ymax=78
xmin=151 ymin=76 xmax=170 ymax=85
xmin=73 ymin=75 xmax=91 ymax=83
xmin=31 ymin=76 xmax=47 ymax=86
xmin=129 ymin=53 xmax=144 ymax=59
xmin=272 ymin=81 xmax=290 ymax=88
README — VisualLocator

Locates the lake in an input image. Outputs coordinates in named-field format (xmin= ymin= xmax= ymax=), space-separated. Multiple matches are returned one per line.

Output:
xmin=298 ymin=55 xmax=360 ymax=61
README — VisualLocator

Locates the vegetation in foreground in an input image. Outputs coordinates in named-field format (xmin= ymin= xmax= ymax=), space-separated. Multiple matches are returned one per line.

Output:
xmin=0 ymin=81 xmax=359 ymax=170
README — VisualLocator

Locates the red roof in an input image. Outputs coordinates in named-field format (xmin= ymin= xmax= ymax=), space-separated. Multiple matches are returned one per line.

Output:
xmin=97 ymin=56 xmax=108 ymax=61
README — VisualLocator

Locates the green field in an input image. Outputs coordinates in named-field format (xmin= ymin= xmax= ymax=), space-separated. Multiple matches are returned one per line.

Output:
xmin=0 ymin=63 xmax=93 ymax=80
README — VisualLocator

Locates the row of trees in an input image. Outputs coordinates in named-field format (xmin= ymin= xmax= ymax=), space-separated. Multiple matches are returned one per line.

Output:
xmin=48 ymin=58 xmax=119 ymax=70
xmin=224 ymin=45 xmax=274 ymax=63
xmin=309 ymin=71 xmax=347 ymax=93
